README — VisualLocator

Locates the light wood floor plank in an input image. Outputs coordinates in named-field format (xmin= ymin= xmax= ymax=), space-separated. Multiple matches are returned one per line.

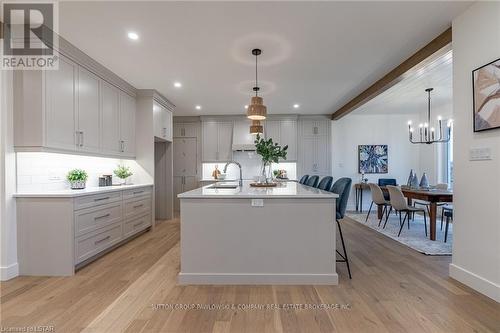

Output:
xmin=1 ymin=218 xmax=498 ymax=333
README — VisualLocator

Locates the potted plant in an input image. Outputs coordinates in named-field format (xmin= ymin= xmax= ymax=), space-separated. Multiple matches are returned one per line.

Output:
xmin=66 ymin=169 xmax=88 ymax=190
xmin=113 ymin=165 xmax=133 ymax=185
xmin=254 ymin=134 xmax=288 ymax=184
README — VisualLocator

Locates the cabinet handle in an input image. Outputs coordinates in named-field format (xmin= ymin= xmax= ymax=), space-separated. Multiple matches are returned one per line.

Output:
xmin=94 ymin=235 xmax=111 ymax=245
xmin=76 ymin=131 xmax=80 ymax=147
xmin=163 ymin=127 xmax=167 ymax=137
xmin=80 ymin=131 xmax=84 ymax=147
xmin=133 ymin=222 xmax=143 ymax=228
xmin=94 ymin=213 xmax=111 ymax=220
xmin=313 ymin=126 xmax=318 ymax=135
xmin=133 ymin=204 xmax=144 ymax=209
xmin=133 ymin=190 xmax=144 ymax=195
xmin=121 ymin=141 xmax=126 ymax=152
xmin=94 ymin=197 xmax=110 ymax=201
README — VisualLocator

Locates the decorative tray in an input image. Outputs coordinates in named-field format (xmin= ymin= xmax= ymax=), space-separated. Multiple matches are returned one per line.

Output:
xmin=250 ymin=182 xmax=278 ymax=188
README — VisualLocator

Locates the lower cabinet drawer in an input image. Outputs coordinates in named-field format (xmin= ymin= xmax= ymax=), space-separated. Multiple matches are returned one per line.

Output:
xmin=124 ymin=197 xmax=151 ymax=219
xmin=123 ymin=214 xmax=151 ymax=239
xmin=75 ymin=223 xmax=122 ymax=264
xmin=74 ymin=191 xmax=122 ymax=211
xmin=123 ymin=186 xmax=152 ymax=201
xmin=74 ymin=202 xmax=122 ymax=237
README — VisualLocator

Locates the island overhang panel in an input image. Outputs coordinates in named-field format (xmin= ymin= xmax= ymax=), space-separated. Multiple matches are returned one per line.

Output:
xmin=178 ymin=182 xmax=338 ymax=285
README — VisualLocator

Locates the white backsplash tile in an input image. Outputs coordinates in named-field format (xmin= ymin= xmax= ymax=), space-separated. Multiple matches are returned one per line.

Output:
xmin=16 ymin=152 xmax=146 ymax=192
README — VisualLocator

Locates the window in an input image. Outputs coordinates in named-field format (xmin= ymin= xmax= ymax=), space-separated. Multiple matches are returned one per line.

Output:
xmin=438 ymin=121 xmax=453 ymax=187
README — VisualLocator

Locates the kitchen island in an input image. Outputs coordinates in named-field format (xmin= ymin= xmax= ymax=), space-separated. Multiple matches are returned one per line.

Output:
xmin=178 ymin=181 xmax=338 ymax=285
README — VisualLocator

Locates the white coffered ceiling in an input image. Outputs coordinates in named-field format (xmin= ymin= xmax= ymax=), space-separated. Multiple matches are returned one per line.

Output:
xmin=58 ymin=1 xmax=470 ymax=116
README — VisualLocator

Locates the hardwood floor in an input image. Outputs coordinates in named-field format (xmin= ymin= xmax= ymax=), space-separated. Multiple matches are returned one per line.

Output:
xmin=1 ymin=218 xmax=499 ymax=333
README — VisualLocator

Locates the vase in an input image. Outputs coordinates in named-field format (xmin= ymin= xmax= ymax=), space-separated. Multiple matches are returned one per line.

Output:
xmin=410 ymin=174 xmax=419 ymax=188
xmin=70 ymin=180 xmax=86 ymax=190
xmin=260 ymin=161 xmax=273 ymax=184
xmin=419 ymin=173 xmax=429 ymax=188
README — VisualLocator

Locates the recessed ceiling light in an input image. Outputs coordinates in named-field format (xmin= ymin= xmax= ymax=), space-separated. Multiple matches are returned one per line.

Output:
xmin=174 ymin=82 xmax=182 ymax=88
xmin=127 ymin=32 xmax=139 ymax=40
xmin=195 ymin=105 xmax=202 ymax=110
xmin=244 ymin=105 xmax=248 ymax=109
xmin=293 ymin=104 xmax=300 ymax=109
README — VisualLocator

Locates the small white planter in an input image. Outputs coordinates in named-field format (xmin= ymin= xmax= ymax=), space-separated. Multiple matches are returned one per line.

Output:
xmin=70 ymin=180 xmax=86 ymax=190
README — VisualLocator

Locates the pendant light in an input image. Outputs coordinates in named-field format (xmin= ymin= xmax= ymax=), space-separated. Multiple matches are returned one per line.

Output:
xmin=407 ymin=88 xmax=452 ymax=144
xmin=247 ymin=49 xmax=267 ymax=121
xmin=249 ymin=120 xmax=263 ymax=135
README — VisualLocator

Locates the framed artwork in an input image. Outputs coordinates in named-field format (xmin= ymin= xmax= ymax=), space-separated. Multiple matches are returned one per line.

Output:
xmin=473 ymin=57 xmax=500 ymax=132
xmin=358 ymin=145 xmax=388 ymax=174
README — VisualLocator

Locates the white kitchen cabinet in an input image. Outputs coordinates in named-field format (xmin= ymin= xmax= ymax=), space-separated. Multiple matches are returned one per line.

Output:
xmin=16 ymin=185 xmax=153 ymax=276
xmin=174 ymin=137 xmax=197 ymax=176
xmin=264 ymin=119 xmax=297 ymax=161
xmin=77 ymin=67 xmax=101 ymax=153
xmin=44 ymin=56 xmax=78 ymax=151
xmin=299 ymin=118 xmax=331 ymax=177
xmin=14 ymin=50 xmax=137 ymax=159
xmin=119 ymin=91 xmax=136 ymax=157
xmin=174 ymin=123 xmax=198 ymax=137
xmin=154 ymin=104 xmax=173 ymax=142
xmin=100 ymin=81 xmax=121 ymax=155
xmin=173 ymin=175 xmax=198 ymax=212
xmin=202 ymin=121 xmax=233 ymax=162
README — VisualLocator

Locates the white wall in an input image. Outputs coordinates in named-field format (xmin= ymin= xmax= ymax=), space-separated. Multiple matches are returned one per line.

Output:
xmin=450 ymin=2 xmax=500 ymax=302
xmin=332 ymin=114 xmax=421 ymax=210
xmin=0 ymin=71 xmax=18 ymax=280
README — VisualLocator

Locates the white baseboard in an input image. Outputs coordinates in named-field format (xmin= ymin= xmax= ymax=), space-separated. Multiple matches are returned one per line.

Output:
xmin=449 ymin=263 xmax=500 ymax=303
xmin=1 ymin=262 xmax=19 ymax=281
xmin=178 ymin=273 xmax=339 ymax=285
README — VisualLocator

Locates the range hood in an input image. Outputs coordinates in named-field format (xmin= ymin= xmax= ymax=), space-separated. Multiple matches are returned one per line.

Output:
xmin=232 ymin=120 xmax=257 ymax=151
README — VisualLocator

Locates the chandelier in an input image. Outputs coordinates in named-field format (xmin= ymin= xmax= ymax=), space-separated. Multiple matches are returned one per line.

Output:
xmin=408 ymin=88 xmax=452 ymax=144
xmin=247 ymin=49 xmax=267 ymax=123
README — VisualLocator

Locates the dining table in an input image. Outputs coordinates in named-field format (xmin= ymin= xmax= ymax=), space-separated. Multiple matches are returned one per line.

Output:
xmin=378 ymin=186 xmax=453 ymax=241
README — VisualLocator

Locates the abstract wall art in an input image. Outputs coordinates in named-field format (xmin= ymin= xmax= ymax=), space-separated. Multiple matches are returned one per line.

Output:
xmin=473 ymin=57 xmax=500 ymax=132
xmin=358 ymin=145 xmax=388 ymax=174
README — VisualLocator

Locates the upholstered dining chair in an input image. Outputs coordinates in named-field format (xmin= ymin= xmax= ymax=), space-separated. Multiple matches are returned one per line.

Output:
xmin=366 ymin=183 xmax=391 ymax=226
xmin=330 ymin=177 xmax=353 ymax=279
xmin=305 ymin=175 xmax=319 ymax=188
xmin=298 ymin=175 xmax=309 ymax=184
xmin=316 ymin=176 xmax=333 ymax=191
xmin=386 ymin=185 xmax=428 ymax=237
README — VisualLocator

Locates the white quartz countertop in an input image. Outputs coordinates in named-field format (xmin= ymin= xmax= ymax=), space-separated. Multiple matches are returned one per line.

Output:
xmin=14 ymin=183 xmax=153 ymax=198
xmin=178 ymin=181 xmax=338 ymax=199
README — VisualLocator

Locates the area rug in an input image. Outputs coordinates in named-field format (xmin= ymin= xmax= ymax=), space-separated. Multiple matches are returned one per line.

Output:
xmin=346 ymin=210 xmax=452 ymax=255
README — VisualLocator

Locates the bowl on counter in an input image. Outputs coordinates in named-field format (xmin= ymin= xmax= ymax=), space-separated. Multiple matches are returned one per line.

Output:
xmin=217 ymin=173 xmax=227 ymax=180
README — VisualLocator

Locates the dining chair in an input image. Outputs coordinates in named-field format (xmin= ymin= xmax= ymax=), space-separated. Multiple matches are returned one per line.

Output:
xmin=305 ymin=175 xmax=319 ymax=188
xmin=298 ymin=175 xmax=309 ymax=184
xmin=378 ymin=178 xmax=397 ymax=200
xmin=366 ymin=183 xmax=391 ymax=226
xmin=414 ymin=183 xmax=449 ymax=224
xmin=316 ymin=176 xmax=333 ymax=191
xmin=386 ymin=185 xmax=427 ymax=237
xmin=442 ymin=206 xmax=453 ymax=243
xmin=330 ymin=177 xmax=353 ymax=279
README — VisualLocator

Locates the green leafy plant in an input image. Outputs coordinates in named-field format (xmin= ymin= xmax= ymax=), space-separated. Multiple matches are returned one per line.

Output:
xmin=113 ymin=165 xmax=133 ymax=179
xmin=254 ymin=134 xmax=288 ymax=163
xmin=66 ymin=169 xmax=88 ymax=183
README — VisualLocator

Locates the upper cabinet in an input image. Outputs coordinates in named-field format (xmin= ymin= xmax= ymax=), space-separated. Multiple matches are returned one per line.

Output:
xmin=201 ymin=121 xmax=233 ymax=162
xmin=299 ymin=118 xmax=331 ymax=176
xmin=14 ymin=53 xmax=137 ymax=158
xmin=264 ymin=118 xmax=297 ymax=161
xmin=153 ymin=103 xmax=173 ymax=142
xmin=173 ymin=123 xmax=198 ymax=138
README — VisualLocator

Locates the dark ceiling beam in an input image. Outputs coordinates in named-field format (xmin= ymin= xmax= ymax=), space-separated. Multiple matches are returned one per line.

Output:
xmin=331 ymin=27 xmax=452 ymax=120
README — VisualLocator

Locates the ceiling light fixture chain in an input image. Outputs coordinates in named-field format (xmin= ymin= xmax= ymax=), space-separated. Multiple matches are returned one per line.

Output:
xmin=247 ymin=48 xmax=267 ymax=126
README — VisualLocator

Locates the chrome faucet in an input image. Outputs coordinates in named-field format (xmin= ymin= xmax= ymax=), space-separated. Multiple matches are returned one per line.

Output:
xmin=224 ymin=161 xmax=243 ymax=187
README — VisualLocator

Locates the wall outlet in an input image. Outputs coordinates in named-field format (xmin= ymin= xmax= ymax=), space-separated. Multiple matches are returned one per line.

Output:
xmin=469 ymin=147 xmax=492 ymax=161
xmin=251 ymin=199 xmax=264 ymax=207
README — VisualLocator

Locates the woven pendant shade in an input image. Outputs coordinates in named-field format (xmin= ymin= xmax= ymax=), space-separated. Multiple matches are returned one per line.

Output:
xmin=249 ymin=120 xmax=263 ymax=135
xmin=247 ymin=96 xmax=267 ymax=120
